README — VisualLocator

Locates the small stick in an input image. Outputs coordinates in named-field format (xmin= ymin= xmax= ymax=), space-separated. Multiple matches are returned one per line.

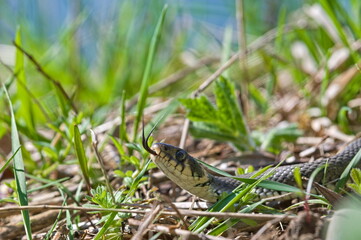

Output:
xmin=0 ymin=205 xmax=296 ymax=221
xmin=90 ymin=129 xmax=115 ymax=203
xmin=131 ymin=204 xmax=163 ymax=240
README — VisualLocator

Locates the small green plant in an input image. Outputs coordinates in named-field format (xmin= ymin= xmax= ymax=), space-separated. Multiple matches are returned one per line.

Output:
xmin=85 ymin=186 xmax=129 ymax=240
xmin=347 ymin=168 xmax=361 ymax=195
xmin=255 ymin=123 xmax=303 ymax=154
xmin=180 ymin=77 xmax=302 ymax=153
xmin=337 ymin=106 xmax=352 ymax=134
xmin=180 ymin=77 xmax=256 ymax=151
xmin=84 ymin=157 xmax=152 ymax=238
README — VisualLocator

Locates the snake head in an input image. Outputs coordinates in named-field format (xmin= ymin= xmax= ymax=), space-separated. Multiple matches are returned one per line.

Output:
xmin=148 ymin=143 xmax=206 ymax=179
xmin=150 ymin=143 xmax=188 ymax=163
xmin=141 ymin=123 xmax=219 ymax=201
xmin=148 ymin=142 xmax=220 ymax=202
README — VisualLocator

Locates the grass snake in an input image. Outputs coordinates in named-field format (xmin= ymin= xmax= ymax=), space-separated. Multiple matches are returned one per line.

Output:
xmin=143 ymin=134 xmax=361 ymax=202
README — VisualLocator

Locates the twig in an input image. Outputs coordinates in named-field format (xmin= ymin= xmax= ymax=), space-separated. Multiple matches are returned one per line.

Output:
xmin=0 ymin=205 xmax=296 ymax=221
xmin=116 ymin=202 xmax=210 ymax=210
xmin=251 ymin=214 xmax=290 ymax=240
xmin=149 ymin=224 xmax=232 ymax=240
xmin=161 ymin=195 xmax=189 ymax=228
xmin=12 ymin=41 xmax=78 ymax=113
xmin=131 ymin=204 xmax=163 ymax=240
xmin=0 ymin=210 xmax=61 ymax=239
xmin=89 ymin=129 xmax=115 ymax=203
xmin=179 ymin=117 xmax=190 ymax=149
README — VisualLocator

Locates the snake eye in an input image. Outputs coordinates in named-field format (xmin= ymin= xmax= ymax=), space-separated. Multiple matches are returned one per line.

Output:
xmin=175 ymin=150 xmax=187 ymax=162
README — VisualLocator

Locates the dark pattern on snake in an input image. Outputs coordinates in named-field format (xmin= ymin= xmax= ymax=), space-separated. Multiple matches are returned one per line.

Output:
xmin=144 ymin=138 xmax=361 ymax=202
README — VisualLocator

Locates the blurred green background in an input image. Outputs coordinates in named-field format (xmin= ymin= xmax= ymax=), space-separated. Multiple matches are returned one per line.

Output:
xmin=0 ymin=0 xmax=303 ymax=112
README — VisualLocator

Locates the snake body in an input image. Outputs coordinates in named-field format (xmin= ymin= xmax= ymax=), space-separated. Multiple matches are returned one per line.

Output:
xmin=145 ymin=138 xmax=361 ymax=202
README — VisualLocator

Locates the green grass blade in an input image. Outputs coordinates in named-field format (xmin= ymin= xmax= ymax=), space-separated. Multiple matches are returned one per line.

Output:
xmin=191 ymin=160 xmax=289 ymax=233
xmin=260 ymin=123 xmax=302 ymax=154
xmin=275 ymin=7 xmax=287 ymax=50
xmin=132 ymin=4 xmax=168 ymax=140
xmin=73 ymin=124 xmax=91 ymax=190
xmin=350 ymin=168 xmax=361 ymax=185
xmin=24 ymin=173 xmax=76 ymax=202
xmin=284 ymin=198 xmax=330 ymax=211
xmin=119 ymin=90 xmax=129 ymax=143
xmin=14 ymin=27 xmax=35 ymax=135
xmin=347 ymin=169 xmax=361 ymax=194
xmin=93 ymin=212 xmax=117 ymax=240
xmin=3 ymin=84 xmax=32 ymax=239
xmin=328 ymin=0 xmax=361 ymax=39
xmin=318 ymin=0 xmax=349 ymax=45
xmin=216 ymin=167 xmax=273 ymax=210
xmin=12 ymin=41 xmax=75 ymax=115
xmin=351 ymin=0 xmax=361 ymax=28
xmin=336 ymin=148 xmax=361 ymax=191
xmin=248 ymin=83 xmax=268 ymax=113
xmin=125 ymin=159 xmax=152 ymax=200
xmin=207 ymin=200 xmax=267 ymax=236
xmin=198 ymin=160 xmax=302 ymax=196
xmin=110 ymin=136 xmax=126 ymax=156
xmin=220 ymin=25 xmax=233 ymax=78
xmin=197 ymin=158 xmax=234 ymax=178
xmin=338 ymin=106 xmax=352 ymax=133
xmin=191 ymin=166 xmax=273 ymax=233
xmin=44 ymin=195 xmax=67 ymax=240
xmin=190 ymin=193 xmax=237 ymax=232
xmin=234 ymin=177 xmax=302 ymax=194
xmin=293 ymin=167 xmax=303 ymax=189
xmin=65 ymin=209 xmax=74 ymax=240
xmin=0 ymin=147 xmax=20 ymax=174
xmin=27 ymin=177 xmax=69 ymax=193
xmin=318 ymin=0 xmax=359 ymax=62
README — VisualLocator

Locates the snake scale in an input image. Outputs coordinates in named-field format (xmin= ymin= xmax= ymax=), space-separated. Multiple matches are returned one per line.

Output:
xmin=143 ymin=134 xmax=361 ymax=202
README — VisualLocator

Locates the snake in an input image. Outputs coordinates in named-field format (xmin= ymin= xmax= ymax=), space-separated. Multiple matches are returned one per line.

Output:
xmin=143 ymin=131 xmax=361 ymax=202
